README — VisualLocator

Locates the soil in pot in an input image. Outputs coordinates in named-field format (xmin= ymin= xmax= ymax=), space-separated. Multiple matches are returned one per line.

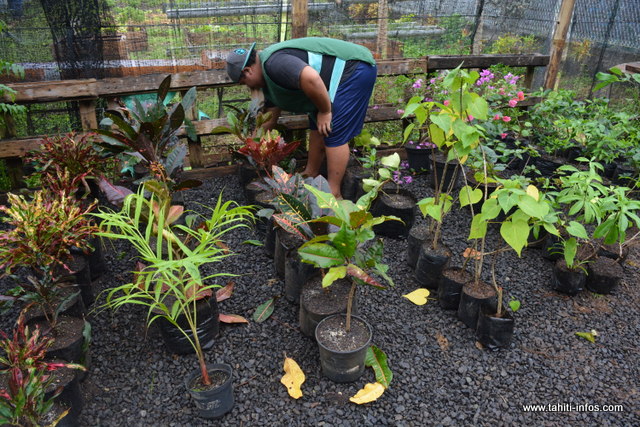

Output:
xmin=186 ymin=363 xmax=234 ymax=419
xmin=414 ymin=241 xmax=451 ymax=290
xmin=155 ymin=296 xmax=219 ymax=355
xmin=429 ymin=152 xmax=460 ymax=192
xmin=299 ymin=276 xmax=356 ymax=337
xmin=438 ymin=267 xmax=472 ymax=310
xmin=28 ymin=316 xmax=87 ymax=363
xmin=315 ymin=314 xmax=372 ymax=383
xmin=551 ymin=259 xmax=586 ymax=296
xmin=371 ymin=188 xmax=417 ymax=238
xmin=407 ymin=224 xmax=429 ymax=269
xmin=404 ymin=144 xmax=431 ymax=174
xmin=457 ymin=280 xmax=497 ymax=329
xmin=597 ymin=241 xmax=629 ymax=263
xmin=476 ymin=306 xmax=515 ymax=351
xmin=586 ymin=256 xmax=623 ymax=294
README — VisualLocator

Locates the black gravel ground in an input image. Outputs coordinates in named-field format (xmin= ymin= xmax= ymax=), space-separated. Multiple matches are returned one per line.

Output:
xmin=2 ymin=171 xmax=639 ymax=426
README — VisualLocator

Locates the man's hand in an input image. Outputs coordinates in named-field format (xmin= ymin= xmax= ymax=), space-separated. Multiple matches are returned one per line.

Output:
xmin=316 ymin=111 xmax=332 ymax=136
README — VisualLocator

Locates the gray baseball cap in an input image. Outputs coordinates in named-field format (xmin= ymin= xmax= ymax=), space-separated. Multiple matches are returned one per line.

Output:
xmin=226 ymin=42 xmax=256 ymax=83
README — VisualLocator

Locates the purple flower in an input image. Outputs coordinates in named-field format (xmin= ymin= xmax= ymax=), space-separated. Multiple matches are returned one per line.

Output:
xmin=404 ymin=176 xmax=413 ymax=184
xmin=413 ymin=79 xmax=423 ymax=89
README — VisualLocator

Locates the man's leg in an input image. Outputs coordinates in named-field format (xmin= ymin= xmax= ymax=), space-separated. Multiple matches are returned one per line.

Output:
xmin=325 ymin=143 xmax=350 ymax=199
xmin=302 ymin=130 xmax=325 ymax=177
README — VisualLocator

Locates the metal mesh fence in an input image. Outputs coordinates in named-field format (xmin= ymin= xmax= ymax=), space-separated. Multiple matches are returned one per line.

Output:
xmin=0 ymin=0 xmax=638 ymax=137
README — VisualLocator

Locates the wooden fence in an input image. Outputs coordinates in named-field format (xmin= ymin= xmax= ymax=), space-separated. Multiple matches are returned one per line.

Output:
xmin=0 ymin=54 xmax=549 ymax=182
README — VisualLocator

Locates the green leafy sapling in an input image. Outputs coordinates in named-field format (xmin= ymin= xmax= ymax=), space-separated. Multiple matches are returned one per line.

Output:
xmin=297 ymin=186 xmax=398 ymax=331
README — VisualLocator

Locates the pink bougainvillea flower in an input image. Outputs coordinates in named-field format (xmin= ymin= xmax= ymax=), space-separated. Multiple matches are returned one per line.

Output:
xmin=494 ymin=114 xmax=501 ymax=121
xmin=468 ymin=115 xmax=474 ymax=121
xmin=517 ymin=91 xmax=525 ymax=101
xmin=397 ymin=109 xmax=405 ymax=115
xmin=509 ymin=99 xmax=518 ymax=107
xmin=500 ymin=133 xmax=508 ymax=139
xmin=502 ymin=116 xmax=511 ymax=122
xmin=443 ymin=100 xmax=450 ymax=106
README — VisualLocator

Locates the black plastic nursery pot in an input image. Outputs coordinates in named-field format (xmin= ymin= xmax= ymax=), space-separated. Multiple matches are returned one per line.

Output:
xmin=341 ymin=166 xmax=373 ymax=202
xmin=252 ymin=193 xmax=275 ymax=236
xmin=156 ymin=297 xmax=219 ymax=355
xmin=243 ymin=178 xmax=266 ymax=204
xmin=299 ymin=276 xmax=357 ymax=337
xmin=64 ymin=253 xmax=94 ymax=308
xmin=541 ymin=234 xmax=564 ymax=261
xmin=476 ymin=306 xmax=515 ymax=351
xmin=263 ymin=216 xmax=277 ymax=258
xmin=429 ymin=153 xmax=460 ymax=192
xmin=414 ymin=241 xmax=451 ymax=290
xmin=407 ymin=224 xmax=429 ymax=269
xmin=404 ymin=145 xmax=431 ymax=174
xmin=551 ymin=259 xmax=586 ymax=296
xmin=238 ymin=160 xmax=259 ymax=187
xmin=185 ymin=363 xmax=234 ymax=419
xmin=44 ymin=362 xmax=84 ymax=427
xmin=438 ymin=268 xmax=472 ymax=310
xmin=371 ymin=187 xmax=417 ymax=238
xmin=284 ymin=250 xmax=318 ymax=304
xmin=315 ymin=314 xmax=372 ymax=383
xmin=27 ymin=316 xmax=88 ymax=364
xmin=586 ymin=256 xmax=623 ymax=294
xmin=274 ymin=228 xmax=305 ymax=279
xmin=457 ymin=281 xmax=497 ymax=329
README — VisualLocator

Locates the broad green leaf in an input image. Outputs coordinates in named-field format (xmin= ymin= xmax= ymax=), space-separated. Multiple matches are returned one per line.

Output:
xmin=526 ymin=185 xmax=540 ymax=201
xmin=253 ymin=298 xmax=275 ymax=323
xmin=365 ymin=345 xmax=393 ymax=388
xmin=480 ymin=197 xmax=501 ymax=220
xmin=469 ymin=213 xmax=488 ymax=239
xmin=508 ymin=298 xmax=521 ymax=312
xmin=518 ymin=195 xmax=548 ymax=219
xmin=323 ymin=266 xmax=347 ymax=288
xmin=459 ymin=185 xmax=483 ymax=207
xmin=332 ymin=227 xmax=357 ymax=258
xmin=564 ymin=237 xmax=578 ymax=267
xmin=402 ymin=288 xmax=430 ymax=305
xmin=500 ymin=219 xmax=529 ymax=256
xmin=298 ymin=243 xmax=344 ymax=268
xmin=566 ymin=221 xmax=588 ymax=239
xmin=380 ymin=153 xmax=401 ymax=169
xmin=403 ymin=123 xmax=415 ymax=142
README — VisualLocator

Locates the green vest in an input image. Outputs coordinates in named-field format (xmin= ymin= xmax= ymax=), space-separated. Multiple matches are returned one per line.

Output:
xmin=259 ymin=38 xmax=375 ymax=117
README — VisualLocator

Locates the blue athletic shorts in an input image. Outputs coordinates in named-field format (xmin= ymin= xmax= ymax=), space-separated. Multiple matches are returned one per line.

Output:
xmin=309 ymin=62 xmax=377 ymax=147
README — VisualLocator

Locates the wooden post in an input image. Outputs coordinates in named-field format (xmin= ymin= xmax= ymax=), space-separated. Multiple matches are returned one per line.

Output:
xmin=181 ymin=90 xmax=205 ymax=169
xmin=291 ymin=0 xmax=308 ymax=39
xmin=376 ymin=0 xmax=389 ymax=59
xmin=544 ymin=0 xmax=576 ymax=90
xmin=78 ymin=100 xmax=98 ymax=131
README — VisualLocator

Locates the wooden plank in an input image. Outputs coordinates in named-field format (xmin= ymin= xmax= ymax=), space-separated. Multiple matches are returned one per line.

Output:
xmin=181 ymin=89 xmax=205 ymax=169
xmin=96 ymin=70 xmax=233 ymax=97
xmin=4 ymin=79 xmax=98 ymax=104
xmin=427 ymin=54 xmax=549 ymax=70
xmin=376 ymin=58 xmax=427 ymax=75
xmin=0 ymin=136 xmax=41 ymax=158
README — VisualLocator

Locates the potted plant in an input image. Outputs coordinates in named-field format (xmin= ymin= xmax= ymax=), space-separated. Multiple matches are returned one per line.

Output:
xmin=0 ymin=311 xmax=86 ymax=426
xmin=341 ymin=130 xmax=381 ymax=201
xmin=297 ymin=186 xmax=397 ymax=381
xmin=402 ymin=65 xmax=488 ymax=289
xmin=0 ymin=190 xmax=97 ymax=362
xmin=93 ymin=182 xmax=254 ymax=418
xmin=362 ymin=152 xmax=417 ymax=238
xmin=96 ymin=74 xmax=202 ymax=198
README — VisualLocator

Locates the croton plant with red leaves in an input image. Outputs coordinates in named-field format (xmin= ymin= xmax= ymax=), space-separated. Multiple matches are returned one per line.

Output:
xmin=237 ymin=130 xmax=300 ymax=175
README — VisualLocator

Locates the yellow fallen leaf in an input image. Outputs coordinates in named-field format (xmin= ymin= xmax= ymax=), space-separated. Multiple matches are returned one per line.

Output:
xmin=350 ymin=382 xmax=385 ymax=404
xmin=280 ymin=357 xmax=305 ymax=399
xmin=402 ymin=288 xmax=430 ymax=305
xmin=526 ymin=185 xmax=539 ymax=201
